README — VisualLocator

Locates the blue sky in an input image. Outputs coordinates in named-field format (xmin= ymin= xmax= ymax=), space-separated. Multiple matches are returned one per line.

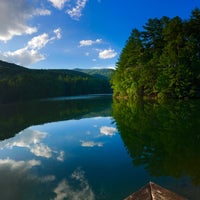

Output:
xmin=0 ymin=0 xmax=199 ymax=69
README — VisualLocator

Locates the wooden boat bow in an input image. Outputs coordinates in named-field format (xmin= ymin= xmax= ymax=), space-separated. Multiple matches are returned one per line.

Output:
xmin=124 ymin=182 xmax=187 ymax=200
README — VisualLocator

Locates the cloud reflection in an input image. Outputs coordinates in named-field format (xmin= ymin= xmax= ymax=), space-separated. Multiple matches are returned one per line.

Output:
xmin=53 ymin=168 xmax=95 ymax=200
xmin=33 ymin=175 xmax=56 ymax=183
xmin=0 ymin=158 xmax=40 ymax=173
xmin=57 ymin=151 xmax=65 ymax=161
xmin=0 ymin=128 xmax=64 ymax=161
xmin=0 ymin=157 xmax=56 ymax=199
xmin=100 ymin=126 xmax=117 ymax=136
xmin=2 ymin=129 xmax=47 ymax=148
xmin=30 ymin=143 xmax=52 ymax=158
xmin=80 ymin=140 xmax=103 ymax=147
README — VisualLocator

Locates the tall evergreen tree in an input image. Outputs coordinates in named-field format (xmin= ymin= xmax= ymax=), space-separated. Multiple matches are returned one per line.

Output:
xmin=111 ymin=8 xmax=200 ymax=99
xmin=111 ymin=29 xmax=143 ymax=97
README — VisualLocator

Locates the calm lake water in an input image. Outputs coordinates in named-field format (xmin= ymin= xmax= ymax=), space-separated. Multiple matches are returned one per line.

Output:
xmin=0 ymin=94 xmax=200 ymax=200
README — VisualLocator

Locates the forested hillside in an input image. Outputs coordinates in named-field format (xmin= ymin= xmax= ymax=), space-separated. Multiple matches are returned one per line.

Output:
xmin=75 ymin=68 xmax=114 ymax=80
xmin=111 ymin=8 xmax=200 ymax=99
xmin=0 ymin=60 xmax=112 ymax=103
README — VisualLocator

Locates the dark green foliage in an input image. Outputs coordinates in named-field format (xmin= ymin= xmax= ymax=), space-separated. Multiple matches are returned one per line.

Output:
xmin=0 ymin=60 xmax=112 ymax=103
xmin=112 ymin=98 xmax=200 ymax=184
xmin=111 ymin=8 xmax=200 ymax=99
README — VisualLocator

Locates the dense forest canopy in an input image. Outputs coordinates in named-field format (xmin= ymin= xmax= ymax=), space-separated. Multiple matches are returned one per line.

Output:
xmin=0 ymin=60 xmax=112 ymax=103
xmin=111 ymin=8 xmax=200 ymax=99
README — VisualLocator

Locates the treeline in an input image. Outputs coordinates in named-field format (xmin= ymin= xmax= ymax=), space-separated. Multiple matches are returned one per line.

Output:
xmin=111 ymin=8 xmax=200 ymax=99
xmin=75 ymin=68 xmax=114 ymax=80
xmin=0 ymin=60 xmax=112 ymax=103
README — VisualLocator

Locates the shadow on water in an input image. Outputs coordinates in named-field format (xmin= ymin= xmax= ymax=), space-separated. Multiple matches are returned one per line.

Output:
xmin=112 ymin=98 xmax=200 ymax=187
xmin=0 ymin=95 xmax=112 ymax=140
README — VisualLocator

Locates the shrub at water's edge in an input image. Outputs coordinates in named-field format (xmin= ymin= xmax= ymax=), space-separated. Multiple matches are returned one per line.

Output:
xmin=111 ymin=8 xmax=200 ymax=99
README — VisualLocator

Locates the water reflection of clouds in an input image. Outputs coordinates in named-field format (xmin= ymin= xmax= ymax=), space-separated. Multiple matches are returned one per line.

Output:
xmin=80 ymin=140 xmax=103 ymax=147
xmin=100 ymin=126 xmax=117 ymax=136
xmin=0 ymin=157 xmax=55 ymax=182
xmin=53 ymin=168 xmax=95 ymax=200
xmin=2 ymin=129 xmax=47 ymax=148
xmin=0 ymin=159 xmax=93 ymax=199
xmin=79 ymin=118 xmax=117 ymax=148
xmin=30 ymin=143 xmax=52 ymax=158
xmin=38 ymin=175 xmax=56 ymax=183
xmin=0 ymin=157 xmax=56 ymax=199
xmin=90 ymin=117 xmax=117 ymax=136
xmin=0 ymin=117 xmax=118 ymax=199
xmin=0 ymin=128 xmax=64 ymax=161
xmin=57 ymin=151 xmax=65 ymax=161
xmin=0 ymin=159 xmax=94 ymax=200
xmin=0 ymin=158 xmax=40 ymax=173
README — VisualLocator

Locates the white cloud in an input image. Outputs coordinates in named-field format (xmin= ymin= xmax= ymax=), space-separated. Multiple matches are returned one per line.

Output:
xmin=0 ymin=48 xmax=45 ymax=66
xmin=0 ymin=158 xmax=40 ymax=173
xmin=53 ymin=168 xmax=95 ymax=200
xmin=66 ymin=0 xmax=88 ymax=20
xmin=100 ymin=126 xmax=117 ymax=136
xmin=80 ymin=40 xmax=93 ymax=46
xmin=80 ymin=140 xmax=103 ymax=147
xmin=54 ymin=28 xmax=62 ymax=39
xmin=79 ymin=39 xmax=102 ymax=47
xmin=27 ymin=33 xmax=50 ymax=50
xmin=48 ymin=0 xmax=88 ymax=20
xmin=34 ymin=8 xmax=51 ymax=16
xmin=99 ymin=48 xmax=117 ymax=59
xmin=48 ymin=0 xmax=69 ymax=10
xmin=0 ymin=29 xmax=62 ymax=66
xmin=0 ymin=0 xmax=35 ymax=42
xmin=0 ymin=0 xmax=51 ymax=42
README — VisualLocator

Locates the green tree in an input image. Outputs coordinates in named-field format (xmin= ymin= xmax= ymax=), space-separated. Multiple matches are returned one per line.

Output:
xmin=158 ymin=17 xmax=195 ymax=98
xmin=111 ymin=8 xmax=200 ymax=99
xmin=111 ymin=29 xmax=143 ymax=97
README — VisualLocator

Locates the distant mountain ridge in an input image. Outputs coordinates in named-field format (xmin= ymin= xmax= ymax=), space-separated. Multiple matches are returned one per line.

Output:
xmin=0 ymin=60 xmax=92 ymax=77
xmin=0 ymin=60 xmax=29 ymax=75
xmin=0 ymin=60 xmax=112 ymax=103
xmin=74 ymin=68 xmax=114 ymax=80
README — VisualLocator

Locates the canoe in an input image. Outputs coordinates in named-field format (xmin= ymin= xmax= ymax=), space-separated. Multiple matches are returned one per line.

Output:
xmin=124 ymin=182 xmax=187 ymax=200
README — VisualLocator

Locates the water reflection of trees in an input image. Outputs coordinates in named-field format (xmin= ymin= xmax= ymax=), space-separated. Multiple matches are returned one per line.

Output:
xmin=112 ymin=99 xmax=200 ymax=185
xmin=0 ymin=96 xmax=112 ymax=140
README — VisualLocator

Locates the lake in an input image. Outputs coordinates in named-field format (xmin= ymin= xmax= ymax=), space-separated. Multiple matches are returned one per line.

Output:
xmin=0 ymin=94 xmax=200 ymax=200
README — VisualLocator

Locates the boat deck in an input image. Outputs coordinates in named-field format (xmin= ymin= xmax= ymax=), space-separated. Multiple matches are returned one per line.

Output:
xmin=124 ymin=182 xmax=187 ymax=200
